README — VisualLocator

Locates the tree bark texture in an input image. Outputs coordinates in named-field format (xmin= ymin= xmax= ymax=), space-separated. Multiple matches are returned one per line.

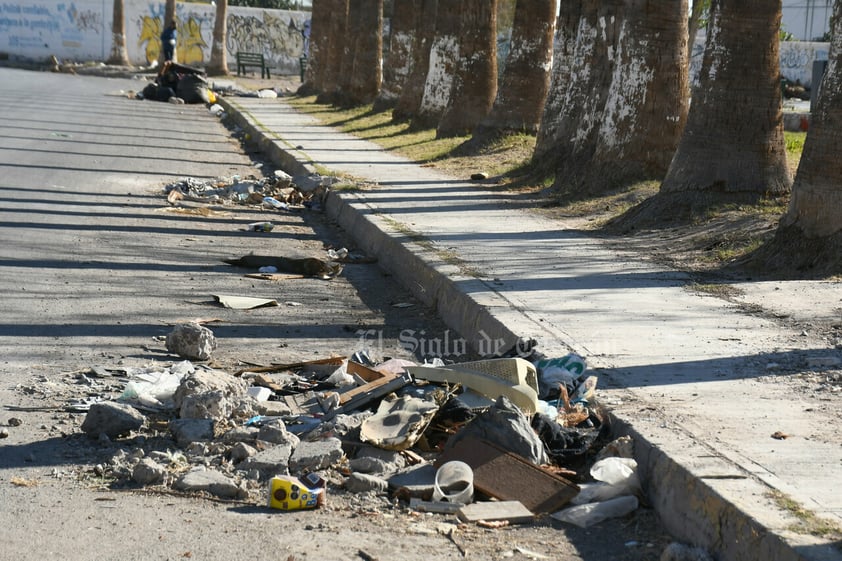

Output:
xmin=415 ymin=0 xmax=462 ymax=128
xmin=316 ymin=0 xmax=349 ymax=102
xmin=207 ymin=0 xmax=229 ymax=76
xmin=437 ymin=0 xmax=498 ymax=138
xmin=780 ymin=0 xmax=842 ymax=237
xmin=344 ymin=0 xmax=383 ymax=105
xmin=475 ymin=0 xmax=556 ymax=139
xmin=376 ymin=0 xmax=420 ymax=109
xmin=533 ymin=0 xmax=584 ymax=168
xmin=108 ymin=0 xmax=130 ymax=66
xmin=393 ymin=0 xmax=438 ymax=121
xmin=660 ymin=0 xmax=791 ymax=199
xmin=539 ymin=0 xmax=689 ymax=195
xmin=303 ymin=0 xmax=332 ymax=92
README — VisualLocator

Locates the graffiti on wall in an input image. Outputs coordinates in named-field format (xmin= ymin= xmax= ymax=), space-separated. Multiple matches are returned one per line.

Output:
xmin=137 ymin=14 xmax=208 ymax=65
xmin=227 ymin=11 xmax=305 ymax=67
xmin=1 ymin=1 xmax=322 ymax=74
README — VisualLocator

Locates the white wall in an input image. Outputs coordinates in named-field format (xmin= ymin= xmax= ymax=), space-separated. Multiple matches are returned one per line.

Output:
xmin=0 ymin=1 xmax=309 ymax=74
xmin=782 ymin=0 xmax=832 ymax=41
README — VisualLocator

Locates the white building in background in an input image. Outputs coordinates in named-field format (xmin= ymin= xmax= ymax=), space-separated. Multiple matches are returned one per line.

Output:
xmin=782 ymin=0 xmax=832 ymax=41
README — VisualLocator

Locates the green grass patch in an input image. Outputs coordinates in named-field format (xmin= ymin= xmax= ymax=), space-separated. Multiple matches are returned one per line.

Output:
xmin=768 ymin=490 xmax=842 ymax=541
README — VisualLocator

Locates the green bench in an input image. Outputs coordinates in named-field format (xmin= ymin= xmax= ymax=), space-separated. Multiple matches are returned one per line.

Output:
xmin=236 ymin=52 xmax=269 ymax=79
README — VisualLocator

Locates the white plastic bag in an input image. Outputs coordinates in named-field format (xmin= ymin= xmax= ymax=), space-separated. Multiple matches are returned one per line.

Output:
xmin=571 ymin=457 xmax=640 ymax=505
xmin=552 ymin=495 xmax=639 ymax=528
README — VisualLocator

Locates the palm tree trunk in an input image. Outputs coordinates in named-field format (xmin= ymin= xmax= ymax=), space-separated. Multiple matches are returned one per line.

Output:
xmin=108 ymin=0 xmax=131 ymax=66
xmin=304 ymin=0 xmax=332 ymax=93
xmin=375 ymin=0 xmax=420 ymax=110
xmin=415 ymin=0 xmax=462 ymax=128
xmin=660 ymin=0 xmax=791 ymax=200
xmin=779 ymin=0 xmax=842 ymax=238
xmin=474 ymin=0 xmax=556 ymax=141
xmin=393 ymin=0 xmax=438 ymax=122
xmin=533 ymin=0 xmax=584 ymax=169
xmin=207 ymin=0 xmax=229 ymax=76
xmin=316 ymin=0 xmax=349 ymax=103
xmin=345 ymin=0 xmax=383 ymax=105
xmin=437 ymin=0 xmax=497 ymax=138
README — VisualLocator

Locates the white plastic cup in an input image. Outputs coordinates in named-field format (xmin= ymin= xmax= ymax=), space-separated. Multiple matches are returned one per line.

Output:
xmin=432 ymin=461 xmax=474 ymax=504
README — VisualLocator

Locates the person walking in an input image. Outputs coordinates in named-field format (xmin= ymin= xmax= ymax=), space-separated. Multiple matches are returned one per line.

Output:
xmin=161 ymin=20 xmax=177 ymax=62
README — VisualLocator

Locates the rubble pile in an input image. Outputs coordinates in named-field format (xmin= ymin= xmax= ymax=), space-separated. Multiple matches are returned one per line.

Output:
xmin=67 ymin=343 xmax=643 ymax=528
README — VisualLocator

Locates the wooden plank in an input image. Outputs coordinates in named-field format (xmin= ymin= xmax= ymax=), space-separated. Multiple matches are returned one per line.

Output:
xmin=437 ymin=435 xmax=580 ymax=514
xmin=457 ymin=501 xmax=534 ymax=524
xmin=338 ymin=372 xmax=397 ymax=405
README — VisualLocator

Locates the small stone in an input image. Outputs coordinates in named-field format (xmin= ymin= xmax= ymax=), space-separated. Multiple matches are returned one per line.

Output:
xmin=258 ymin=419 xmax=300 ymax=447
xmin=470 ymin=172 xmax=488 ymax=180
xmin=349 ymin=456 xmax=390 ymax=475
xmin=81 ymin=402 xmax=145 ymax=438
xmin=230 ymin=442 xmax=258 ymax=464
xmin=132 ymin=458 xmax=167 ymax=485
xmin=174 ymin=467 xmax=246 ymax=499
xmin=166 ymin=322 xmax=217 ymax=361
xmin=221 ymin=426 xmax=259 ymax=444
xmin=289 ymin=437 xmax=344 ymax=473
xmin=8 ymin=417 xmax=23 ymax=427
xmin=344 ymin=472 xmax=388 ymax=494
xmin=169 ymin=418 xmax=215 ymax=447
xmin=0 ymin=428 xmax=9 ymax=439
xmin=239 ymin=442 xmax=295 ymax=474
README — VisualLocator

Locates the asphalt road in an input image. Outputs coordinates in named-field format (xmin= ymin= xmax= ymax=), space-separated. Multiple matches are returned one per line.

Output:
xmin=0 ymin=67 xmax=441 ymax=371
xmin=0 ymin=67 xmax=674 ymax=561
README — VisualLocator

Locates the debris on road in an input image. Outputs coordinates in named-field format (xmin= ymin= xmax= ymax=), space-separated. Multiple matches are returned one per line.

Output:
xmin=24 ymin=345 xmax=648 ymax=530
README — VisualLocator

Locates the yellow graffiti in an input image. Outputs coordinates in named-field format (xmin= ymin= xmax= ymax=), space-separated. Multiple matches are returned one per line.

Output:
xmin=137 ymin=16 xmax=207 ymax=66
xmin=138 ymin=15 xmax=162 ymax=64
xmin=180 ymin=18 xmax=207 ymax=66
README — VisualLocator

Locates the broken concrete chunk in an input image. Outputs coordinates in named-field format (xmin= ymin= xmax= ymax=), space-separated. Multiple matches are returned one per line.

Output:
xmin=229 ymin=442 xmax=258 ymax=464
xmin=166 ymin=322 xmax=217 ymax=361
xmin=387 ymin=464 xmax=438 ymax=500
xmin=174 ymin=369 xmax=247 ymax=412
xmin=221 ymin=426 xmax=259 ymax=444
xmin=289 ymin=437 xmax=344 ymax=472
xmin=81 ymin=401 xmax=145 ymax=438
xmin=458 ymin=500 xmax=534 ymax=524
xmin=169 ymin=418 xmax=215 ymax=447
xmin=349 ymin=456 xmax=391 ymax=475
xmin=239 ymin=442 xmax=296 ymax=475
xmin=345 ymin=472 xmax=389 ymax=494
xmin=174 ymin=467 xmax=246 ymax=499
xmin=132 ymin=458 xmax=167 ymax=485
xmin=257 ymin=419 xmax=300 ymax=447
xmin=179 ymin=390 xmax=239 ymax=420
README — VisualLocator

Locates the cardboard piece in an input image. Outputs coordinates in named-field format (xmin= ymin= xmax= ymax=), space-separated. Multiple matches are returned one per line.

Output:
xmin=457 ymin=500 xmax=534 ymax=524
xmin=437 ymin=435 xmax=580 ymax=514
xmin=213 ymin=294 xmax=279 ymax=309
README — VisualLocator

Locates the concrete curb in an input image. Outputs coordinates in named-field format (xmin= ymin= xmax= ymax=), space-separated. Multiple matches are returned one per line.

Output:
xmin=218 ymin=96 xmax=840 ymax=561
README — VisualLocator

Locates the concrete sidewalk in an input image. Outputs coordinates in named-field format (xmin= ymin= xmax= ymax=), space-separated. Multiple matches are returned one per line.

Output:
xmin=220 ymin=94 xmax=841 ymax=561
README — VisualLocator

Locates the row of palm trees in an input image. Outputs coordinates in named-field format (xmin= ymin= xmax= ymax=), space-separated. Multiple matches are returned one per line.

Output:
xmin=303 ymin=0 xmax=842 ymax=276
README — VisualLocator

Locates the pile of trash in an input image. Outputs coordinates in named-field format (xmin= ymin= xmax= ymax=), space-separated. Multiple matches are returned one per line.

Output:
xmin=162 ymin=169 xmax=333 ymax=211
xmin=138 ymin=61 xmax=215 ymax=105
xmin=75 ymin=331 xmax=644 ymax=528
